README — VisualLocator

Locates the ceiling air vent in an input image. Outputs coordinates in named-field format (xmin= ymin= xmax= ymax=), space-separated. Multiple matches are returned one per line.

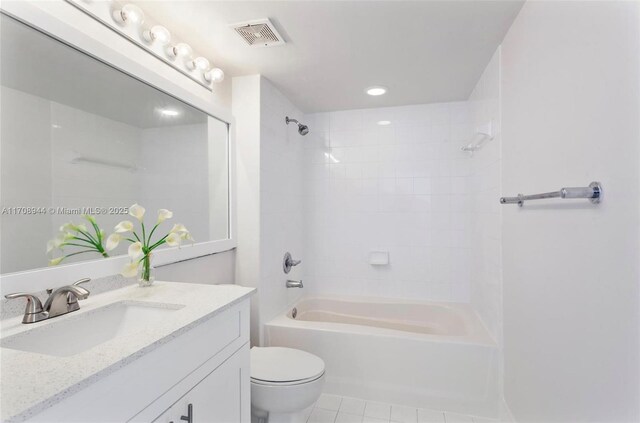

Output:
xmin=231 ymin=19 xmax=285 ymax=47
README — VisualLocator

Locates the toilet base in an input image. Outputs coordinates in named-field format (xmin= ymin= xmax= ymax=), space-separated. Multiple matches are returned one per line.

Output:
xmin=251 ymin=408 xmax=308 ymax=423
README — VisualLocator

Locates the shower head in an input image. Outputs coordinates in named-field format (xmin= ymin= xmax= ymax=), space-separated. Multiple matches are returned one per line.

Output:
xmin=285 ymin=116 xmax=309 ymax=136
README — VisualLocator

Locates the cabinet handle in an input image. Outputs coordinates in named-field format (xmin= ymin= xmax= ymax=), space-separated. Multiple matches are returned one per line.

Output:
xmin=180 ymin=403 xmax=193 ymax=423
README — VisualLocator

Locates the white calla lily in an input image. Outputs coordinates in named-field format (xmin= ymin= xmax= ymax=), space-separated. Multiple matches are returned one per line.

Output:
xmin=46 ymin=240 xmax=57 ymax=254
xmin=59 ymin=223 xmax=73 ymax=233
xmin=129 ymin=204 xmax=146 ymax=221
xmin=106 ymin=233 xmax=122 ymax=251
xmin=179 ymin=232 xmax=194 ymax=243
xmin=170 ymin=223 xmax=189 ymax=234
xmin=46 ymin=235 xmax=67 ymax=253
xmin=128 ymin=242 xmax=144 ymax=259
xmin=157 ymin=209 xmax=173 ymax=224
xmin=49 ymin=257 xmax=64 ymax=266
xmin=114 ymin=220 xmax=134 ymax=233
xmin=121 ymin=262 xmax=139 ymax=278
xmin=60 ymin=223 xmax=88 ymax=233
xmin=165 ymin=232 xmax=182 ymax=247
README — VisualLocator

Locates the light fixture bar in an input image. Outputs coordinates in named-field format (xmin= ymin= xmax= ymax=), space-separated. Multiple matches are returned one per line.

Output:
xmin=64 ymin=0 xmax=224 ymax=91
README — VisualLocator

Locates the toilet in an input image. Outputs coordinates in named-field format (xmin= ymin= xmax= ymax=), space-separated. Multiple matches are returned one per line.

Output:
xmin=250 ymin=347 xmax=325 ymax=423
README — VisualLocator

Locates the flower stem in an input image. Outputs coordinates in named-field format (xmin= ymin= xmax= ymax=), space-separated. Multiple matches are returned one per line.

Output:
xmin=141 ymin=254 xmax=151 ymax=281
xmin=149 ymin=234 xmax=168 ymax=251
xmin=147 ymin=223 xmax=159 ymax=246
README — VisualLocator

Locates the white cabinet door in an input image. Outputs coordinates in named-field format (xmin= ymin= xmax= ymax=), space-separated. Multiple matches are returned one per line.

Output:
xmin=156 ymin=346 xmax=249 ymax=423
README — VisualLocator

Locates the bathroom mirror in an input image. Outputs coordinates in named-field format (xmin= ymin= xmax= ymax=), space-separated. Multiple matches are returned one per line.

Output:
xmin=0 ymin=14 xmax=230 ymax=274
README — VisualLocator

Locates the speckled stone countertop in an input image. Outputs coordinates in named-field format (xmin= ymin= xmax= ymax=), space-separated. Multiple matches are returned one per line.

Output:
xmin=0 ymin=282 xmax=255 ymax=422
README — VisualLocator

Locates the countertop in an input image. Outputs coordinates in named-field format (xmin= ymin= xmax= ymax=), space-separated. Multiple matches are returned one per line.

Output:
xmin=0 ymin=281 xmax=255 ymax=422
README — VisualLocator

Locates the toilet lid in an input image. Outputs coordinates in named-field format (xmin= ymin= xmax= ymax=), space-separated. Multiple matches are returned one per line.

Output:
xmin=251 ymin=347 xmax=325 ymax=384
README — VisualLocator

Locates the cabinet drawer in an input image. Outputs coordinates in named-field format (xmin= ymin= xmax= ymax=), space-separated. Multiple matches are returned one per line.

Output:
xmin=31 ymin=300 xmax=250 ymax=422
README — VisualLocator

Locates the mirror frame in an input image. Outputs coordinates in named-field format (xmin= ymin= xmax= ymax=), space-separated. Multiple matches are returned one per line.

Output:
xmin=0 ymin=3 xmax=236 ymax=295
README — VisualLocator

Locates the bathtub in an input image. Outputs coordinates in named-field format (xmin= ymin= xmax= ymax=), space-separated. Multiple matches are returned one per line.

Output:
xmin=265 ymin=296 xmax=499 ymax=417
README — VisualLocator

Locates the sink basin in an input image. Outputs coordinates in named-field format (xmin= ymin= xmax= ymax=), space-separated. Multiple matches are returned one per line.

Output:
xmin=1 ymin=301 xmax=184 ymax=357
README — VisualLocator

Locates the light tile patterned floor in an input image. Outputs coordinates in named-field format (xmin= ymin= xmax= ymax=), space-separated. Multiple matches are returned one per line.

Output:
xmin=304 ymin=394 xmax=500 ymax=423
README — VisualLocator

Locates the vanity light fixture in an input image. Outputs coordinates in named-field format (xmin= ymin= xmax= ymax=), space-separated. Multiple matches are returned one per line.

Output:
xmin=66 ymin=0 xmax=224 ymax=91
xmin=377 ymin=120 xmax=391 ymax=126
xmin=366 ymin=86 xmax=387 ymax=96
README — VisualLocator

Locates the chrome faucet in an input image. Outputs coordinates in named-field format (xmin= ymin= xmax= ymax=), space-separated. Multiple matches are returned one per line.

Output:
xmin=5 ymin=278 xmax=91 ymax=324
xmin=43 ymin=278 xmax=91 ymax=319
xmin=286 ymin=279 xmax=303 ymax=288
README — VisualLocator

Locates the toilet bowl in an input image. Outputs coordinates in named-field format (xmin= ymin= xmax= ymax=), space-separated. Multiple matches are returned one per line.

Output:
xmin=251 ymin=347 xmax=325 ymax=423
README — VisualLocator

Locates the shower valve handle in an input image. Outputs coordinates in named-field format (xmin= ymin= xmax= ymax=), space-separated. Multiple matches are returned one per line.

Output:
xmin=283 ymin=252 xmax=302 ymax=274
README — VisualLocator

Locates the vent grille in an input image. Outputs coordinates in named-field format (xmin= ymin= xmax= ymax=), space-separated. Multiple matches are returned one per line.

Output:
xmin=231 ymin=19 xmax=285 ymax=47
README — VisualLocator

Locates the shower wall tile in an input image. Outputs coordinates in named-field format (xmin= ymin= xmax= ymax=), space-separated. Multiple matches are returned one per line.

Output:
xmin=304 ymin=102 xmax=474 ymax=303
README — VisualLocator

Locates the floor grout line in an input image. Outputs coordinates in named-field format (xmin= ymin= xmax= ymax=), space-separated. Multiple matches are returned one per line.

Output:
xmin=306 ymin=393 xmax=500 ymax=423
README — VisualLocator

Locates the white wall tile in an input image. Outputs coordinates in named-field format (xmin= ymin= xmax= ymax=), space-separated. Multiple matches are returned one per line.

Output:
xmin=304 ymin=103 xmax=474 ymax=302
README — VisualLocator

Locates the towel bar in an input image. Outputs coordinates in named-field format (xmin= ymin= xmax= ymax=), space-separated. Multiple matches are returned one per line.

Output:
xmin=500 ymin=181 xmax=602 ymax=207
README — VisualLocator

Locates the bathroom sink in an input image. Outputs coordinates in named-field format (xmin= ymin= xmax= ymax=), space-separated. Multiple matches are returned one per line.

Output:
xmin=1 ymin=301 xmax=184 ymax=357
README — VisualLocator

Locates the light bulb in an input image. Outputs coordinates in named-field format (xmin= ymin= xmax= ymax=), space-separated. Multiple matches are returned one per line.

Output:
xmin=193 ymin=57 xmax=210 ymax=71
xmin=143 ymin=25 xmax=171 ymax=45
xmin=168 ymin=42 xmax=193 ymax=59
xmin=113 ymin=4 xmax=145 ymax=26
xmin=204 ymin=68 xmax=225 ymax=83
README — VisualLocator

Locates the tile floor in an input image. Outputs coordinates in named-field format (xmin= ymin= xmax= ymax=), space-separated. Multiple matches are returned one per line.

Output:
xmin=304 ymin=394 xmax=499 ymax=423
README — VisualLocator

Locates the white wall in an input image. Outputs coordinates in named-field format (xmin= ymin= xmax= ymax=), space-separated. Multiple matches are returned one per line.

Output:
xmin=0 ymin=87 xmax=53 ymax=273
xmin=303 ymin=104 xmax=474 ymax=302
xmin=233 ymin=75 xmax=306 ymax=345
xmin=259 ymin=78 xmax=306 ymax=328
xmin=468 ymin=49 xmax=502 ymax=344
xmin=233 ymin=75 xmax=263 ymax=346
xmin=500 ymin=2 xmax=640 ymax=421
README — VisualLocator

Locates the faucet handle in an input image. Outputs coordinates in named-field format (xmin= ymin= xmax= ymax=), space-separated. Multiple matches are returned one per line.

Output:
xmin=4 ymin=293 xmax=48 ymax=324
xmin=73 ymin=278 xmax=91 ymax=286
xmin=46 ymin=279 xmax=90 ymax=296
xmin=283 ymin=252 xmax=302 ymax=274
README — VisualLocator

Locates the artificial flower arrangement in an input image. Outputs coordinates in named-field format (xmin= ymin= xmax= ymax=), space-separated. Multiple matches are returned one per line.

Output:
xmin=48 ymin=204 xmax=192 ymax=286
xmin=47 ymin=215 xmax=109 ymax=265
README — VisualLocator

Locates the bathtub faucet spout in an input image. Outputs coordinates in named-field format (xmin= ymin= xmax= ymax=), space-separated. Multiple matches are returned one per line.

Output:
xmin=286 ymin=279 xmax=304 ymax=288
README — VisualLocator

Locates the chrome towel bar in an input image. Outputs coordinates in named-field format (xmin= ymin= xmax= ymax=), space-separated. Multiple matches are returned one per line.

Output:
xmin=500 ymin=181 xmax=602 ymax=207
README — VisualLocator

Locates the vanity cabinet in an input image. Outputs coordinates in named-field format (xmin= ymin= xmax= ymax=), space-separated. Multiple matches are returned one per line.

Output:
xmin=29 ymin=299 xmax=251 ymax=423
xmin=153 ymin=347 xmax=247 ymax=423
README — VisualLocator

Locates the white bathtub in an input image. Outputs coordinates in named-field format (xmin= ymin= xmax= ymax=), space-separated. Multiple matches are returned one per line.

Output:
xmin=265 ymin=296 xmax=499 ymax=417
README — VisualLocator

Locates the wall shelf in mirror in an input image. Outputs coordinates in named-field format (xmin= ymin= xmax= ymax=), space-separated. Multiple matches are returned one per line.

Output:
xmin=71 ymin=156 xmax=143 ymax=173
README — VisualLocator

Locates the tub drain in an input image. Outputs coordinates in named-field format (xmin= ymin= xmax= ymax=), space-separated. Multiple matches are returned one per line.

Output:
xmin=292 ymin=307 xmax=297 ymax=318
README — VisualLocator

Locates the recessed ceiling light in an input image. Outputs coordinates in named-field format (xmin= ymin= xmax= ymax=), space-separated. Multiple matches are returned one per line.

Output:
xmin=159 ymin=108 xmax=180 ymax=117
xmin=366 ymin=86 xmax=387 ymax=96
xmin=377 ymin=120 xmax=391 ymax=126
